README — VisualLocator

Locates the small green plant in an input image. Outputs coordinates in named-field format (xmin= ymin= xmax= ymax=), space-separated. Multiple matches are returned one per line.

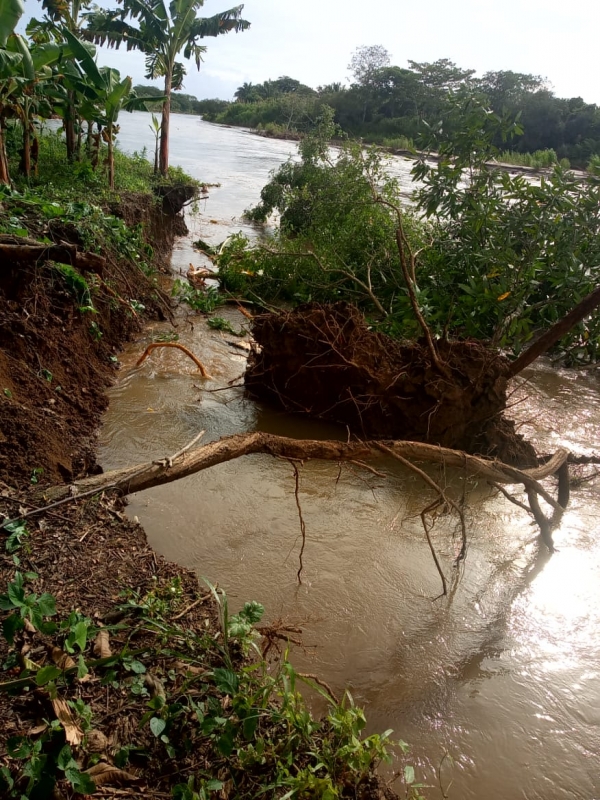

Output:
xmin=207 ymin=316 xmax=244 ymax=336
xmin=2 ymin=520 xmax=29 ymax=553
xmin=172 ymin=280 xmax=222 ymax=313
xmin=30 ymin=467 xmax=44 ymax=484
xmin=153 ymin=330 xmax=179 ymax=343
xmin=53 ymin=262 xmax=94 ymax=309
xmin=0 ymin=571 xmax=57 ymax=643
xmin=40 ymin=369 xmax=52 ymax=383
xmin=129 ymin=299 xmax=146 ymax=313
xmin=3 ymin=388 xmax=12 ymax=398
xmin=89 ymin=321 xmax=103 ymax=341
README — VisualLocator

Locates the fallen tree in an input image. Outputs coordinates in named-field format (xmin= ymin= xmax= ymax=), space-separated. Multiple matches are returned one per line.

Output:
xmin=23 ymin=431 xmax=571 ymax=595
xmin=0 ymin=234 xmax=106 ymax=275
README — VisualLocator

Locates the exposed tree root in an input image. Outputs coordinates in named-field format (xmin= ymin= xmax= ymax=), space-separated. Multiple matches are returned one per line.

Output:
xmin=136 ymin=342 xmax=211 ymax=378
xmin=245 ymin=302 xmax=537 ymax=465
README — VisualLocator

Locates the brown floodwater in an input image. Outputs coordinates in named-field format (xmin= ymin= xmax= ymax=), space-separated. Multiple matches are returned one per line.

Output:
xmin=100 ymin=113 xmax=600 ymax=799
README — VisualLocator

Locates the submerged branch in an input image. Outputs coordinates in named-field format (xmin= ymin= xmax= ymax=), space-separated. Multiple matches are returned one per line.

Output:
xmin=36 ymin=433 xmax=569 ymax=555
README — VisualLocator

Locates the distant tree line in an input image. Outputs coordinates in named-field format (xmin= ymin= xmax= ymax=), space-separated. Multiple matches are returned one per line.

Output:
xmin=196 ymin=47 xmax=600 ymax=168
xmin=133 ymin=85 xmax=204 ymax=115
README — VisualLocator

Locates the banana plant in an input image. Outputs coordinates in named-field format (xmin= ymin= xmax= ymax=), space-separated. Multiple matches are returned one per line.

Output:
xmin=85 ymin=0 xmax=250 ymax=175
xmin=62 ymin=28 xmax=163 ymax=187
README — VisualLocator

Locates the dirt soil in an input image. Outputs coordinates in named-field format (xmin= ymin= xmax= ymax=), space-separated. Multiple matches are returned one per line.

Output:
xmin=0 ymin=195 xmax=178 ymax=488
xmin=246 ymin=301 xmax=538 ymax=466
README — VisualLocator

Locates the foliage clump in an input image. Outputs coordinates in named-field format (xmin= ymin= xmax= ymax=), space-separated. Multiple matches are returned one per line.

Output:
xmin=218 ymin=101 xmax=600 ymax=363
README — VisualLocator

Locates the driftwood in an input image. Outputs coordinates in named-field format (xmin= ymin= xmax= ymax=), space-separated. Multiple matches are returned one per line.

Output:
xmin=35 ymin=432 xmax=569 ymax=554
xmin=0 ymin=234 xmax=106 ymax=275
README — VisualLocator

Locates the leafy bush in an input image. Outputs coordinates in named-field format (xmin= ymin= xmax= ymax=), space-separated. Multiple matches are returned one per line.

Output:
xmin=220 ymin=100 xmax=600 ymax=362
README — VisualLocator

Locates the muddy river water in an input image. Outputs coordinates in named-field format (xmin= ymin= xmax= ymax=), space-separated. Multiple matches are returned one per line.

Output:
xmin=100 ymin=113 xmax=600 ymax=798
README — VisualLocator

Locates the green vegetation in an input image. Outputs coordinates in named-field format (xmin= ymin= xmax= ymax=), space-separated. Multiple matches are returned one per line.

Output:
xmin=219 ymin=103 xmax=600 ymax=364
xmin=0 ymin=556 xmax=420 ymax=799
xmin=204 ymin=46 xmax=600 ymax=169
xmin=133 ymin=84 xmax=204 ymax=115
xmin=86 ymin=0 xmax=250 ymax=174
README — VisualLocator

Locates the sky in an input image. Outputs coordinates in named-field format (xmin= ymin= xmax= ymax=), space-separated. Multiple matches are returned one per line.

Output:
xmin=21 ymin=0 xmax=600 ymax=104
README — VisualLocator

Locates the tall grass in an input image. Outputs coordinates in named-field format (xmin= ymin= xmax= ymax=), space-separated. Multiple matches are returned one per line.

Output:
xmin=496 ymin=148 xmax=570 ymax=169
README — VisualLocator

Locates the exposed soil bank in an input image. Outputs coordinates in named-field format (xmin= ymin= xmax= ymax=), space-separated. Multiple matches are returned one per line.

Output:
xmin=0 ymin=194 xmax=179 ymax=488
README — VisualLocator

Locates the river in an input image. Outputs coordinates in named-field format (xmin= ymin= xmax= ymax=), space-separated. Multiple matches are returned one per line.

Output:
xmin=100 ymin=112 xmax=600 ymax=799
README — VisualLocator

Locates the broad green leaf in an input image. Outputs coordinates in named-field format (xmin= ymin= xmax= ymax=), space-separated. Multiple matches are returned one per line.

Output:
xmin=69 ymin=620 xmax=88 ymax=651
xmin=9 ymin=33 xmax=33 ymax=80
xmin=77 ymin=655 xmax=89 ymax=679
xmin=36 ymin=665 xmax=62 ymax=685
xmin=239 ymin=600 xmax=264 ymax=624
xmin=7 ymin=576 xmax=25 ymax=607
xmin=404 ymin=765 xmax=415 ymax=785
xmin=213 ymin=667 xmax=239 ymax=696
xmin=2 ymin=612 xmax=23 ymax=643
xmin=36 ymin=593 xmax=57 ymax=617
xmin=149 ymin=717 xmax=166 ymax=737
xmin=57 ymin=744 xmax=75 ymax=770
xmin=62 ymin=28 xmax=104 ymax=89
xmin=0 ymin=0 xmax=24 ymax=47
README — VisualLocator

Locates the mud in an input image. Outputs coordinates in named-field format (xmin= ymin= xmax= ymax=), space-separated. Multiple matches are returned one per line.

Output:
xmin=246 ymin=301 xmax=538 ymax=465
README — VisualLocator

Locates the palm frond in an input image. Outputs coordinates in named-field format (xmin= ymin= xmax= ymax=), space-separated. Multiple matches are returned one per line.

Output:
xmin=188 ymin=5 xmax=250 ymax=38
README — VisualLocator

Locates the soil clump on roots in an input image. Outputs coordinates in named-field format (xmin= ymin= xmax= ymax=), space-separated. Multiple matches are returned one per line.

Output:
xmin=246 ymin=301 xmax=537 ymax=466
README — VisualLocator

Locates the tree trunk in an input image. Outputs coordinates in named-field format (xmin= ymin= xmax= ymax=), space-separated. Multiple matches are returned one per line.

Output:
xmin=508 ymin=284 xmax=600 ymax=377
xmin=107 ymin=122 xmax=114 ymax=190
xmin=38 ymin=431 xmax=569 ymax=503
xmin=21 ymin=121 xmax=31 ymax=178
xmin=65 ymin=91 xmax=77 ymax=161
xmin=0 ymin=125 xmax=11 ymax=185
xmin=159 ymin=70 xmax=172 ymax=176
xmin=86 ymin=120 xmax=93 ymax=158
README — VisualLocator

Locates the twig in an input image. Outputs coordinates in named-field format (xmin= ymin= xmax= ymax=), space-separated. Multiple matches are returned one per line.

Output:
xmin=374 ymin=194 xmax=451 ymax=379
xmin=297 ymin=672 xmax=340 ymax=704
xmin=154 ymin=430 xmax=206 ymax=469
xmin=489 ymin=482 xmax=532 ymax=515
xmin=421 ymin=500 xmax=448 ymax=598
xmin=375 ymin=442 xmax=468 ymax=564
xmin=290 ymin=462 xmax=307 ymax=585
xmin=171 ymin=592 xmax=211 ymax=621
xmin=348 ymin=459 xmax=387 ymax=478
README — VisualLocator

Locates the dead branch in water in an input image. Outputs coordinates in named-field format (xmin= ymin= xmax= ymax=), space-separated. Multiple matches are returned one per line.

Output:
xmin=36 ymin=432 xmax=570 ymax=567
xmin=136 ymin=342 xmax=211 ymax=378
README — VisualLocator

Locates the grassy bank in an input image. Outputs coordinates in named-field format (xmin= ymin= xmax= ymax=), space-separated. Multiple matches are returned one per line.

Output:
xmin=0 ymin=138 xmax=415 ymax=799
